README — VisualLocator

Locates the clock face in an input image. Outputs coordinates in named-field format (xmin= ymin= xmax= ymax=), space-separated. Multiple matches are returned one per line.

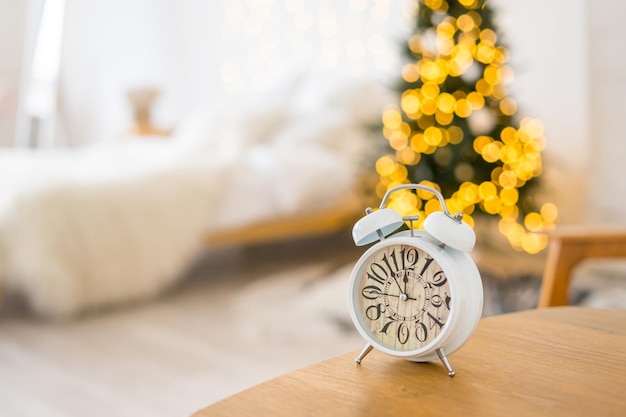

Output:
xmin=354 ymin=243 xmax=452 ymax=352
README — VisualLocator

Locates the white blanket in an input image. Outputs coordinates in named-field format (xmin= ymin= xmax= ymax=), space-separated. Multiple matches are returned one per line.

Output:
xmin=0 ymin=76 xmax=390 ymax=318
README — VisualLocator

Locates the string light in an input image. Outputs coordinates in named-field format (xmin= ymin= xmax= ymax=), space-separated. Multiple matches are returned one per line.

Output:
xmin=376 ymin=0 xmax=557 ymax=254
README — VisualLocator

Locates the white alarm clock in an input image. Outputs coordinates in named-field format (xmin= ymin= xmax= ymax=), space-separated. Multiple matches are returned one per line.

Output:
xmin=347 ymin=184 xmax=483 ymax=376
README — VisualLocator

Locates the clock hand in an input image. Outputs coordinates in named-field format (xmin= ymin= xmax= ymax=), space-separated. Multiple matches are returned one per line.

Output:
xmin=385 ymin=293 xmax=417 ymax=301
xmin=391 ymin=272 xmax=404 ymax=293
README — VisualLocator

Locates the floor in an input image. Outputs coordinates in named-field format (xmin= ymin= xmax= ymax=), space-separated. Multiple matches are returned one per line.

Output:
xmin=0 ymin=232 xmax=624 ymax=417
xmin=0 ymin=234 xmax=366 ymax=417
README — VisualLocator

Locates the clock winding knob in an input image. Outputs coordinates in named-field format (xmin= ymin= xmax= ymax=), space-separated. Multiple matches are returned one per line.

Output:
xmin=423 ymin=211 xmax=476 ymax=253
xmin=352 ymin=208 xmax=404 ymax=246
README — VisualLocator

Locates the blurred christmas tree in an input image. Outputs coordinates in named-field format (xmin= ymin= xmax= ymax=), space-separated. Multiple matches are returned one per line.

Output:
xmin=375 ymin=0 xmax=557 ymax=254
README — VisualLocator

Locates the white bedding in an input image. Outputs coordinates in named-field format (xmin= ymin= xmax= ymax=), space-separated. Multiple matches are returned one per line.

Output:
xmin=0 ymin=76 xmax=390 ymax=318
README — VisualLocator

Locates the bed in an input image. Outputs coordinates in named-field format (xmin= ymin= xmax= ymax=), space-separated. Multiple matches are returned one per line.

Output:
xmin=0 ymin=76 xmax=389 ymax=318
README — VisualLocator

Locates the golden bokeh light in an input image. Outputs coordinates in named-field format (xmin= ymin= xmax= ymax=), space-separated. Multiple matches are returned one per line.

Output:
xmin=500 ymin=126 xmax=517 ymax=144
xmin=388 ymin=131 xmax=408 ymax=150
xmin=478 ymin=181 xmax=497 ymax=199
xmin=435 ymin=110 xmax=454 ymax=125
xmin=457 ymin=14 xmax=475 ymax=32
xmin=458 ymin=0 xmax=477 ymax=8
xmin=500 ymin=187 xmax=519 ymax=205
xmin=437 ymin=93 xmax=457 ymax=113
xmin=454 ymin=99 xmax=472 ymax=117
xmin=482 ymin=196 xmax=501 ymax=214
xmin=499 ymin=204 xmax=519 ymax=219
xmin=475 ymin=43 xmax=496 ymax=64
xmin=483 ymin=65 xmax=501 ymax=85
xmin=408 ymin=34 xmax=423 ymax=54
xmin=397 ymin=147 xmax=421 ymax=165
xmin=524 ymin=212 xmax=543 ymax=232
xmin=437 ymin=20 xmax=457 ymax=39
xmin=382 ymin=107 xmax=403 ymax=130
xmin=473 ymin=135 xmax=491 ymax=153
xmin=521 ymin=233 xmax=548 ymax=254
xmin=423 ymin=126 xmax=443 ymax=146
xmin=401 ymin=91 xmax=421 ymax=114
xmin=425 ymin=197 xmax=443 ymax=214
xmin=466 ymin=91 xmax=485 ymax=110
xmin=498 ymin=170 xmax=518 ymax=189
xmin=402 ymin=63 xmax=420 ymax=82
xmin=499 ymin=97 xmax=517 ymax=115
xmin=421 ymin=82 xmax=440 ymax=99
xmin=481 ymin=142 xmax=501 ymax=163
xmin=376 ymin=155 xmax=396 ymax=176
xmin=475 ymin=78 xmax=493 ymax=96
xmin=540 ymin=202 xmax=559 ymax=223
xmin=479 ymin=28 xmax=498 ymax=44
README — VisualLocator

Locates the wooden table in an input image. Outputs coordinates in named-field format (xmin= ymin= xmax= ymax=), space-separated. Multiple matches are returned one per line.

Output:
xmin=192 ymin=307 xmax=626 ymax=417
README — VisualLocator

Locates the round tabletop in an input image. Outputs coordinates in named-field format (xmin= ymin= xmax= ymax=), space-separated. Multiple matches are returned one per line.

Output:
xmin=192 ymin=307 xmax=626 ymax=417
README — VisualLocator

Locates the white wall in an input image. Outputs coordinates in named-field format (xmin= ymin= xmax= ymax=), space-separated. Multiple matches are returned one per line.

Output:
xmin=490 ymin=0 xmax=589 ymax=224
xmin=58 ymin=0 xmax=413 ymax=145
xmin=60 ymin=0 xmax=182 ymax=145
xmin=492 ymin=0 xmax=626 ymax=226
xmin=586 ymin=0 xmax=626 ymax=225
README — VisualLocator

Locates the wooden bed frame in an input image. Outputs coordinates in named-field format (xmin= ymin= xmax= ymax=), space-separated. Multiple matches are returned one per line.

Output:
xmin=203 ymin=200 xmax=363 ymax=249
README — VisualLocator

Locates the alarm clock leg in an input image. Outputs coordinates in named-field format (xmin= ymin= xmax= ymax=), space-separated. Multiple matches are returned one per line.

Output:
xmin=436 ymin=348 xmax=456 ymax=377
xmin=355 ymin=343 xmax=374 ymax=364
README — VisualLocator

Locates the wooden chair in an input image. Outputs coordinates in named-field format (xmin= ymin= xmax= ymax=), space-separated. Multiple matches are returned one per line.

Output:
xmin=538 ymin=227 xmax=626 ymax=307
